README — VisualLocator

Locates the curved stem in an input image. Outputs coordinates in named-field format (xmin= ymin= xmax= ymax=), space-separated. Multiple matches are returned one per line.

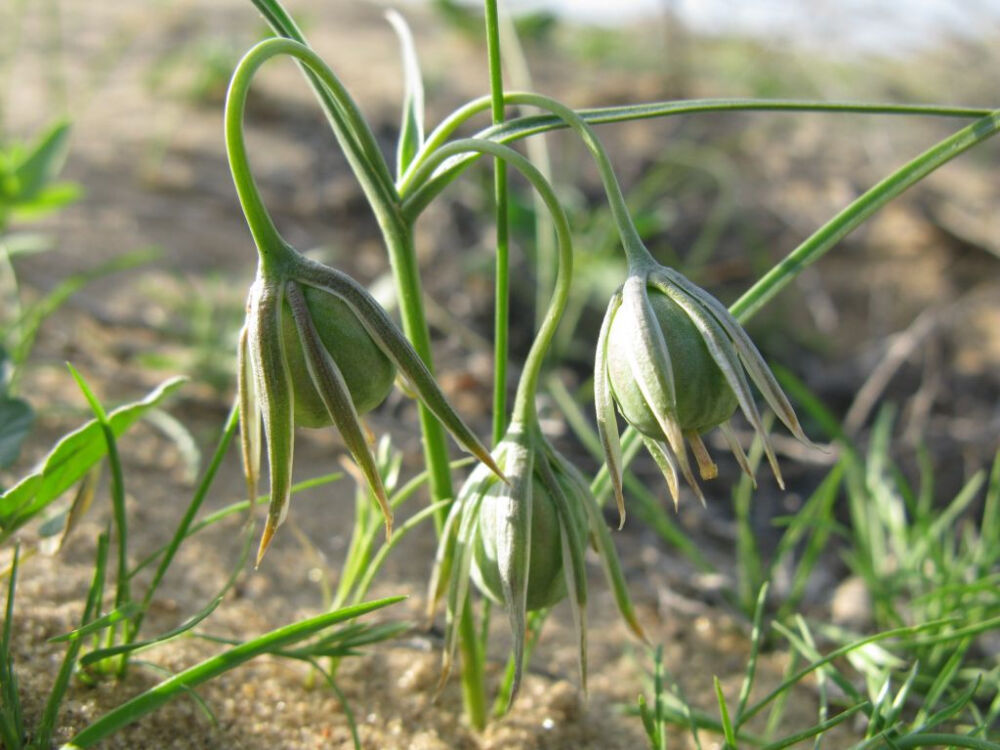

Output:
xmin=403 ymin=138 xmax=573 ymax=425
xmin=247 ymin=4 xmax=399 ymax=200
xmin=224 ymin=45 xmax=286 ymax=261
xmin=405 ymin=91 xmax=653 ymax=267
xmin=225 ymin=37 xmax=401 ymax=270
xmin=403 ymin=97 xmax=991 ymax=217
xmin=397 ymin=96 xmax=492 ymax=192
xmin=225 ymin=34 xmax=404 ymax=263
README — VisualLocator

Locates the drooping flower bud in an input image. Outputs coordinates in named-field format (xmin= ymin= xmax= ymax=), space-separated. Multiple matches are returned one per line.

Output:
xmin=428 ymin=421 xmax=645 ymax=705
xmin=595 ymin=261 xmax=814 ymax=518
xmin=239 ymin=250 xmax=504 ymax=566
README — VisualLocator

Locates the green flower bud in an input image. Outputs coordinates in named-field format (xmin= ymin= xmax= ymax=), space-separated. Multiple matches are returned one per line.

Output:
xmin=595 ymin=262 xmax=815 ymax=516
xmin=280 ymin=285 xmax=395 ymax=428
xmin=471 ymin=451 xmax=588 ymax=612
xmin=606 ymin=286 xmax=737 ymax=438
xmin=428 ymin=422 xmax=645 ymax=705
xmin=239 ymin=251 xmax=504 ymax=566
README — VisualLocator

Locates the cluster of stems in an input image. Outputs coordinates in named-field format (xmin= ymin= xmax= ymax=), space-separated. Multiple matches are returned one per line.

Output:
xmin=229 ymin=0 xmax=1000 ymax=730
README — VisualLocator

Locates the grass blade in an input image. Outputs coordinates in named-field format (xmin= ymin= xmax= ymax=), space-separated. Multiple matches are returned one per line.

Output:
xmin=61 ymin=596 xmax=404 ymax=748
xmin=714 ymin=675 xmax=737 ymax=748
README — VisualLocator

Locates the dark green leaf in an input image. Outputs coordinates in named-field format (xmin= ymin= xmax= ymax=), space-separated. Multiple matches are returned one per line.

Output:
xmin=0 ymin=396 xmax=32 ymax=469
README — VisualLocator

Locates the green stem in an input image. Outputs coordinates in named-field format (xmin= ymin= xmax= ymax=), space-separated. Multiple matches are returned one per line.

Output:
xmin=224 ymin=36 xmax=455 ymax=517
xmin=225 ymin=37 xmax=397 ymax=270
xmin=890 ymin=736 xmax=1000 ymax=750
xmin=383 ymin=226 xmax=457 ymax=518
xmin=249 ymin=0 xmax=397 ymax=201
xmin=402 ymin=96 xmax=991 ymax=215
xmin=402 ymin=138 xmax=573 ymax=425
xmin=458 ymin=598 xmax=487 ymax=730
xmin=405 ymin=91 xmax=650 ymax=266
xmin=485 ymin=0 xmax=510 ymax=447
xmin=129 ymin=404 xmax=240 ymax=642
xmin=729 ymin=108 xmax=1000 ymax=322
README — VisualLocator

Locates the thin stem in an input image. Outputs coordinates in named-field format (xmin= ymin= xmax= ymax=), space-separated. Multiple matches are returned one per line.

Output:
xmin=224 ymin=44 xmax=286 ymax=260
xmin=225 ymin=38 xmax=399 ymax=270
xmin=403 ymin=97 xmax=991 ymax=215
xmin=405 ymin=91 xmax=650 ymax=266
xmin=485 ymin=0 xmax=510 ymax=447
xmin=129 ymin=404 xmax=240 ymax=642
xmin=397 ymin=96 xmax=492 ymax=192
xmin=458 ymin=598 xmax=487 ymax=730
xmin=729 ymin=108 xmax=1000 ymax=322
xmin=402 ymin=138 xmax=573 ymax=425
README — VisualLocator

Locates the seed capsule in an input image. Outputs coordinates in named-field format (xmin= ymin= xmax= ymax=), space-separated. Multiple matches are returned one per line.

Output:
xmin=606 ymin=286 xmax=737 ymax=439
xmin=595 ymin=262 xmax=815 ymax=517
xmin=280 ymin=286 xmax=395 ymax=428
xmin=471 ymin=462 xmax=588 ymax=612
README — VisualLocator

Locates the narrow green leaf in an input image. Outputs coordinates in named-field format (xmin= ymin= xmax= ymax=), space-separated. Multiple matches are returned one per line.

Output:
xmin=0 ymin=377 xmax=186 ymax=538
xmin=12 ymin=120 xmax=71 ymax=201
xmin=61 ymin=596 xmax=404 ymax=749
xmin=736 ymin=583 xmax=769 ymax=723
xmin=86 ymin=519 xmax=252 ymax=667
xmin=0 ymin=544 xmax=23 ymax=748
xmin=714 ymin=675 xmax=737 ymax=748
xmin=761 ymin=702 xmax=869 ymax=750
xmin=386 ymin=10 xmax=425 ymax=179
xmin=10 ymin=182 xmax=82 ymax=221
xmin=33 ymin=534 xmax=108 ymax=748
xmin=49 ymin=602 xmax=143 ymax=643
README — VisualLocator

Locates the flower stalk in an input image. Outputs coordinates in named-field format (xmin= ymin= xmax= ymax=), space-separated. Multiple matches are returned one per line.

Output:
xmin=417 ymin=137 xmax=644 ymax=705
xmin=225 ymin=43 xmax=503 ymax=565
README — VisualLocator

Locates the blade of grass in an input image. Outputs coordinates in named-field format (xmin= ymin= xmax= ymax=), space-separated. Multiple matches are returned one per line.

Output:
xmin=61 ymin=596 xmax=404 ymax=749
xmin=130 ymin=660 xmax=217 ymax=727
xmin=714 ymin=675 xmax=737 ymax=749
xmin=66 ymin=364 xmax=132 ymax=661
xmin=741 ymin=618 xmax=957 ymax=724
xmin=0 ymin=544 xmax=23 ymax=749
xmin=81 ymin=522 xmax=252 ymax=667
xmin=300 ymin=656 xmax=361 ymax=750
xmin=49 ymin=601 xmax=142 ymax=643
xmin=763 ymin=702 xmax=869 ymax=750
xmin=130 ymin=404 xmax=239 ymax=642
xmin=736 ymin=583 xmax=769 ymax=723
xmin=33 ymin=533 xmax=108 ymax=749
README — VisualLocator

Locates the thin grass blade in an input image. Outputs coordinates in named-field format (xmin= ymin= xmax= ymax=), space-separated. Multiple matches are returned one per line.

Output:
xmin=62 ymin=596 xmax=404 ymax=749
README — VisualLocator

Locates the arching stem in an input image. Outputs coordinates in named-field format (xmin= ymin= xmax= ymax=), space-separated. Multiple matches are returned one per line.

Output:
xmin=403 ymin=138 xmax=573 ymax=426
xmin=225 ymin=36 xmax=457 ymax=518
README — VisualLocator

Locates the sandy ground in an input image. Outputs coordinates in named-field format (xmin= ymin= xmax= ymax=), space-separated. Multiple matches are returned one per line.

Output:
xmin=2 ymin=0 xmax=999 ymax=747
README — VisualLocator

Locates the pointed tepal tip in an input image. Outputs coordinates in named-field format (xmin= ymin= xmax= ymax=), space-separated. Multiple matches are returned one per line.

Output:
xmin=630 ymin=616 xmax=651 ymax=646
xmin=255 ymin=520 xmax=278 ymax=569
xmin=433 ymin=658 xmax=453 ymax=703
xmin=481 ymin=452 xmax=509 ymax=486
